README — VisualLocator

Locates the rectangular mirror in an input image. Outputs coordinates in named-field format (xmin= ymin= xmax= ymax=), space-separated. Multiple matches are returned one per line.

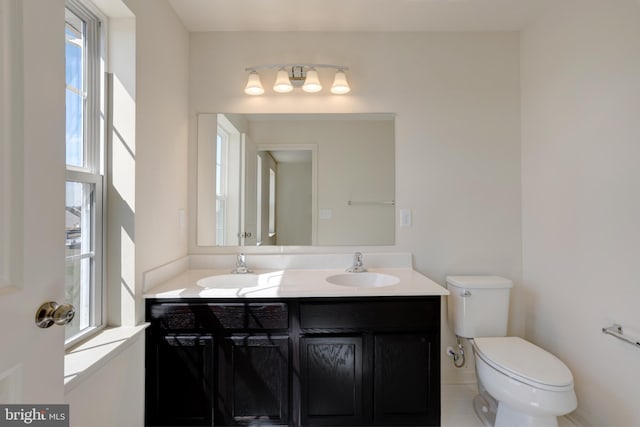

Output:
xmin=197 ymin=113 xmax=395 ymax=247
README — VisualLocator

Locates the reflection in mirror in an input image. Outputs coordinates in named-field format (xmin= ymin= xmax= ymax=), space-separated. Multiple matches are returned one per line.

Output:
xmin=197 ymin=114 xmax=242 ymax=246
xmin=255 ymin=146 xmax=315 ymax=246
xmin=196 ymin=113 xmax=395 ymax=247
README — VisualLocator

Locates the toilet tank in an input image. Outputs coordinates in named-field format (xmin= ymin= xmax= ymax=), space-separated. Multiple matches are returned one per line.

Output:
xmin=446 ymin=275 xmax=513 ymax=338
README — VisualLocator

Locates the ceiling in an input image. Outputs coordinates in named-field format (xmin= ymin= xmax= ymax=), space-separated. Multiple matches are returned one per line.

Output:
xmin=167 ymin=0 xmax=554 ymax=32
xmin=267 ymin=149 xmax=313 ymax=164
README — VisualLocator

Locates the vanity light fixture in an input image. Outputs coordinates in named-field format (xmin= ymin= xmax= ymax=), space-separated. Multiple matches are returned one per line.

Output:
xmin=244 ymin=64 xmax=350 ymax=95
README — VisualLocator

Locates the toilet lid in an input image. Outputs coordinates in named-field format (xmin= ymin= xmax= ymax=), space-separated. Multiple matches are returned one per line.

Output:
xmin=473 ymin=337 xmax=574 ymax=390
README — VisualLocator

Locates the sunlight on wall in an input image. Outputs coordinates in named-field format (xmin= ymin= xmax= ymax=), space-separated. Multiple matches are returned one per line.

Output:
xmin=106 ymin=14 xmax=136 ymax=327
xmin=111 ymin=75 xmax=136 ymax=213
xmin=111 ymin=74 xmax=135 ymax=154
xmin=120 ymin=226 xmax=135 ymax=325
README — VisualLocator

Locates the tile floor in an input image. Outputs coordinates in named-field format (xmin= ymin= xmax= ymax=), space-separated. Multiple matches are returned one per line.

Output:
xmin=441 ymin=384 xmax=577 ymax=427
xmin=442 ymin=383 xmax=484 ymax=427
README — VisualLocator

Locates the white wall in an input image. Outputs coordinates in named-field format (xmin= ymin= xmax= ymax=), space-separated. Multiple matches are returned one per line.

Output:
xmin=124 ymin=0 xmax=190 ymax=325
xmin=276 ymin=162 xmax=312 ymax=245
xmin=65 ymin=335 xmax=145 ymax=427
xmin=521 ymin=1 xmax=640 ymax=425
xmin=189 ymin=31 xmax=522 ymax=383
xmin=106 ymin=14 xmax=136 ymax=327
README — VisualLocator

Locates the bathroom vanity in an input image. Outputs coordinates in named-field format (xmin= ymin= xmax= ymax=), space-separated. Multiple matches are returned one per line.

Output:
xmin=144 ymin=264 xmax=448 ymax=427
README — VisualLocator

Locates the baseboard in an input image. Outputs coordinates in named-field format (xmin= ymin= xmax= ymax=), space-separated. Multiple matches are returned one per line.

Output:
xmin=441 ymin=368 xmax=477 ymax=386
xmin=564 ymin=411 xmax=588 ymax=427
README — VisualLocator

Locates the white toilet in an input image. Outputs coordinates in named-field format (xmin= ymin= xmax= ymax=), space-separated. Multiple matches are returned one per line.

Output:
xmin=446 ymin=275 xmax=577 ymax=427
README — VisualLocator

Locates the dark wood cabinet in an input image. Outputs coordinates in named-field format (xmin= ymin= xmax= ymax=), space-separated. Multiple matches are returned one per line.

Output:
xmin=146 ymin=297 xmax=440 ymax=427
xmin=146 ymin=301 xmax=290 ymax=427
xmin=300 ymin=336 xmax=364 ymax=425
xmin=220 ymin=335 xmax=290 ymax=425
xmin=146 ymin=335 xmax=215 ymax=426
xmin=297 ymin=299 xmax=439 ymax=426
xmin=374 ymin=333 xmax=439 ymax=425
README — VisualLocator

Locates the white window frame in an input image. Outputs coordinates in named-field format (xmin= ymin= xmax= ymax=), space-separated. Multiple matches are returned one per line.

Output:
xmin=216 ymin=127 xmax=229 ymax=246
xmin=64 ymin=0 xmax=106 ymax=348
xmin=268 ymin=168 xmax=276 ymax=236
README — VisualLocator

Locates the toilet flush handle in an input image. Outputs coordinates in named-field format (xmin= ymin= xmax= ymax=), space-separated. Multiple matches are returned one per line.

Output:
xmin=460 ymin=290 xmax=471 ymax=297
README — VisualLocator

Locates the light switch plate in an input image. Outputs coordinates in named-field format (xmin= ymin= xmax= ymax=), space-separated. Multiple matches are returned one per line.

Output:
xmin=319 ymin=208 xmax=333 ymax=220
xmin=400 ymin=209 xmax=412 ymax=227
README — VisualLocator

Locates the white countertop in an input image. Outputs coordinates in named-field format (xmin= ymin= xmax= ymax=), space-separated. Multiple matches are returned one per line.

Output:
xmin=144 ymin=267 xmax=449 ymax=299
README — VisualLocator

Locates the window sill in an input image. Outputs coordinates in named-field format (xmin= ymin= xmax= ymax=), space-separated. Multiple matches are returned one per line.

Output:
xmin=64 ymin=324 xmax=149 ymax=394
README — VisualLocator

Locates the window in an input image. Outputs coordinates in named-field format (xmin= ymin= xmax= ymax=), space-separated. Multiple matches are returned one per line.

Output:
xmin=215 ymin=128 xmax=229 ymax=246
xmin=212 ymin=114 xmax=242 ymax=246
xmin=65 ymin=1 xmax=104 ymax=345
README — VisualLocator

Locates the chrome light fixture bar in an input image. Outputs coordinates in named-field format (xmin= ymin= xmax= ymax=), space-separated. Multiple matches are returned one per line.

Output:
xmin=244 ymin=64 xmax=350 ymax=95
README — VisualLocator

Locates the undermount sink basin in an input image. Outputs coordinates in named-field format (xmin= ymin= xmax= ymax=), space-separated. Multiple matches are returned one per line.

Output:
xmin=326 ymin=272 xmax=400 ymax=288
xmin=197 ymin=274 xmax=260 ymax=289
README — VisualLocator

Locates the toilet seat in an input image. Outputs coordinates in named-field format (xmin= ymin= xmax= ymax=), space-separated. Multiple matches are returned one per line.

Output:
xmin=473 ymin=337 xmax=574 ymax=392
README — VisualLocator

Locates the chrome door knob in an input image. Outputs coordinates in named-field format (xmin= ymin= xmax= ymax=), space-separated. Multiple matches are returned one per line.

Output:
xmin=35 ymin=302 xmax=76 ymax=328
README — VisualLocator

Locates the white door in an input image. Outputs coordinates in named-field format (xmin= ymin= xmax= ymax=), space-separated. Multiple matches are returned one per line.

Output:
xmin=0 ymin=0 xmax=66 ymax=404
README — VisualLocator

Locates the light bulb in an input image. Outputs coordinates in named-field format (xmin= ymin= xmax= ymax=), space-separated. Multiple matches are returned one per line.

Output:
xmin=273 ymin=68 xmax=293 ymax=93
xmin=244 ymin=71 xmax=264 ymax=95
xmin=302 ymin=68 xmax=322 ymax=93
xmin=330 ymin=70 xmax=350 ymax=94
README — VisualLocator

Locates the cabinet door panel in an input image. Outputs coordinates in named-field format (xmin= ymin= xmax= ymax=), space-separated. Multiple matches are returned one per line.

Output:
xmin=221 ymin=335 xmax=289 ymax=425
xmin=374 ymin=334 xmax=439 ymax=426
xmin=147 ymin=335 xmax=214 ymax=426
xmin=300 ymin=336 xmax=364 ymax=425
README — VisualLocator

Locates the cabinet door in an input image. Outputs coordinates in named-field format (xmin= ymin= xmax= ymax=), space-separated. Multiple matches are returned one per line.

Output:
xmin=300 ymin=336 xmax=364 ymax=426
xmin=220 ymin=335 xmax=289 ymax=426
xmin=373 ymin=334 xmax=439 ymax=426
xmin=146 ymin=335 xmax=215 ymax=426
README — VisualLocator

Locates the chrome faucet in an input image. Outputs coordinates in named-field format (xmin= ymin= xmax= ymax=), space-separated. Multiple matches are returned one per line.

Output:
xmin=231 ymin=253 xmax=252 ymax=274
xmin=346 ymin=252 xmax=367 ymax=273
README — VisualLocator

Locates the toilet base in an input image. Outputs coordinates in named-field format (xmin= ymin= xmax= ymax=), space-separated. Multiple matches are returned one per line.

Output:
xmin=473 ymin=390 xmax=561 ymax=427
xmin=495 ymin=401 xmax=559 ymax=427
xmin=473 ymin=393 xmax=496 ymax=427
